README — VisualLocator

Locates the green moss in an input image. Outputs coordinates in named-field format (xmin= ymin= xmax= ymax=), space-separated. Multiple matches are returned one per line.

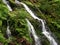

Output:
xmin=0 ymin=20 xmax=2 ymax=26
xmin=0 ymin=33 xmax=6 ymax=43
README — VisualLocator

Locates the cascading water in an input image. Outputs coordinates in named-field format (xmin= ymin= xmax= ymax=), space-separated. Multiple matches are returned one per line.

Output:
xmin=15 ymin=0 xmax=58 ymax=45
xmin=2 ymin=0 xmax=12 ymax=39
xmin=15 ymin=0 xmax=20 ymax=4
xmin=26 ymin=19 xmax=41 ymax=45
xmin=6 ymin=26 xmax=11 ymax=38
xmin=2 ymin=0 xmax=12 ymax=11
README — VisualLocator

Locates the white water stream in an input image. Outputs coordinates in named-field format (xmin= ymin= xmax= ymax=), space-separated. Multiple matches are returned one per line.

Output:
xmin=26 ymin=19 xmax=41 ymax=45
xmin=2 ymin=0 xmax=12 ymax=11
xmin=2 ymin=0 xmax=12 ymax=38
xmin=6 ymin=26 xmax=11 ymax=38
xmin=18 ymin=1 xmax=58 ymax=45
xmin=3 ymin=0 xmax=58 ymax=45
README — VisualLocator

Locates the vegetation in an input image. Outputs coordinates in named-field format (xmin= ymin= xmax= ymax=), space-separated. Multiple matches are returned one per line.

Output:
xmin=0 ymin=0 xmax=60 ymax=45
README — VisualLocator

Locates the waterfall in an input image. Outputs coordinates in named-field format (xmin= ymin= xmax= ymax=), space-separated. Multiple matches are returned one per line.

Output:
xmin=15 ymin=0 xmax=58 ymax=45
xmin=6 ymin=26 xmax=11 ymax=38
xmin=2 ymin=0 xmax=12 ymax=39
xmin=26 ymin=19 xmax=41 ymax=45
xmin=2 ymin=0 xmax=12 ymax=11
xmin=15 ymin=0 xmax=20 ymax=4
